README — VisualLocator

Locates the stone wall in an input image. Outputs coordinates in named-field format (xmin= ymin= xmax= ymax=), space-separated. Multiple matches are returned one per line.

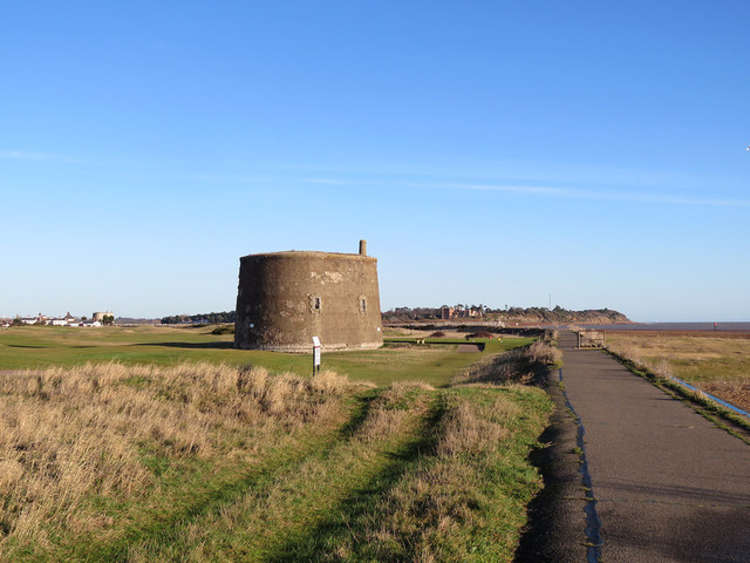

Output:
xmin=234 ymin=250 xmax=383 ymax=352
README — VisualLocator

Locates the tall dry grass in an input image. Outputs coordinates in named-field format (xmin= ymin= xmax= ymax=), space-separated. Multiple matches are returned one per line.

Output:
xmin=607 ymin=340 xmax=675 ymax=381
xmin=608 ymin=337 xmax=750 ymax=416
xmin=0 ymin=362 xmax=356 ymax=552
xmin=357 ymin=382 xmax=434 ymax=443
xmin=454 ymin=340 xmax=561 ymax=386
xmin=525 ymin=341 xmax=563 ymax=366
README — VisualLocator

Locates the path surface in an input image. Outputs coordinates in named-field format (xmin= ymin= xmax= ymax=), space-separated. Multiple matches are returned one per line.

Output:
xmin=559 ymin=331 xmax=750 ymax=562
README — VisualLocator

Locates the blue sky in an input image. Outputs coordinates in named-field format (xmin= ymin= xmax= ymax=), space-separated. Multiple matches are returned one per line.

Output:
xmin=2 ymin=1 xmax=749 ymax=321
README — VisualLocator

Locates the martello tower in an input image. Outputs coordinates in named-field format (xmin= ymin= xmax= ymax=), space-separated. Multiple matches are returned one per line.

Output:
xmin=234 ymin=240 xmax=383 ymax=352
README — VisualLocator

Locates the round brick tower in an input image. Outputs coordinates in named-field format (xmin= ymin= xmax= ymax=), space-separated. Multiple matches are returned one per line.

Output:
xmin=234 ymin=240 xmax=383 ymax=352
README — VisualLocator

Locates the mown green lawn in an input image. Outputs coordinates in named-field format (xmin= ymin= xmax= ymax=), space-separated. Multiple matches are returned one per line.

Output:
xmin=0 ymin=326 xmax=534 ymax=387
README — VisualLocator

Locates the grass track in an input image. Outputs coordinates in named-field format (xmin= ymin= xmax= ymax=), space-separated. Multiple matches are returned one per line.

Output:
xmin=121 ymin=387 xmax=550 ymax=562
xmin=0 ymin=341 xmax=552 ymax=562
xmin=134 ymin=386 xmax=442 ymax=561
xmin=79 ymin=398 xmax=376 ymax=561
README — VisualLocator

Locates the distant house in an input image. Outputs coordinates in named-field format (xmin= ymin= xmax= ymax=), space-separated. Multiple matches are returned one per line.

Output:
xmin=439 ymin=304 xmax=484 ymax=320
xmin=92 ymin=311 xmax=114 ymax=322
xmin=20 ymin=313 xmax=46 ymax=325
xmin=46 ymin=312 xmax=77 ymax=326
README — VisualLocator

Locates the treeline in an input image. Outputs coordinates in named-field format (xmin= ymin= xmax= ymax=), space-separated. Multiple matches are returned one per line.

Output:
xmin=383 ymin=307 xmax=448 ymax=321
xmin=161 ymin=306 xmax=628 ymax=325
xmin=496 ymin=306 xmax=629 ymax=323
xmin=383 ymin=306 xmax=629 ymax=323
xmin=160 ymin=311 xmax=236 ymax=325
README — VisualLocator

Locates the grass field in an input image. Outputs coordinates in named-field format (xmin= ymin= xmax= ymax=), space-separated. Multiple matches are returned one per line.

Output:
xmin=607 ymin=331 xmax=750 ymax=411
xmin=0 ymin=347 xmax=553 ymax=561
xmin=0 ymin=326 xmax=534 ymax=387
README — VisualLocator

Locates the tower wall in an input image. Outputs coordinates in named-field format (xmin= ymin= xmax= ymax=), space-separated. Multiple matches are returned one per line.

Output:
xmin=234 ymin=250 xmax=383 ymax=352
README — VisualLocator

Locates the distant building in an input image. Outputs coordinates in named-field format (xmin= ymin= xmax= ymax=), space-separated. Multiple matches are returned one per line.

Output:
xmin=20 ymin=313 xmax=46 ymax=325
xmin=92 ymin=311 xmax=114 ymax=322
xmin=46 ymin=312 xmax=77 ymax=326
xmin=439 ymin=305 xmax=484 ymax=320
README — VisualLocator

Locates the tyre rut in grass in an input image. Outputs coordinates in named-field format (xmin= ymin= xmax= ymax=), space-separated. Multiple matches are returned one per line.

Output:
xmin=124 ymin=383 xmax=436 ymax=561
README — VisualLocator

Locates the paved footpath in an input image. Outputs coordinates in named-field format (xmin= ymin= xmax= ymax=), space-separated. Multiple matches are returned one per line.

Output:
xmin=558 ymin=331 xmax=750 ymax=562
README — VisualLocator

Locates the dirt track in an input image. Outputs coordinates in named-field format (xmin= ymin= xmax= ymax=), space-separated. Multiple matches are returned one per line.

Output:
xmin=557 ymin=331 xmax=750 ymax=562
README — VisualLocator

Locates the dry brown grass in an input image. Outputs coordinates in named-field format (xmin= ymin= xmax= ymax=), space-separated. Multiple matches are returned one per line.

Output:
xmin=356 ymin=382 xmax=432 ymax=444
xmin=700 ymin=380 xmax=750 ymax=411
xmin=607 ymin=333 xmax=750 ymax=410
xmin=453 ymin=350 xmax=521 ymax=385
xmin=526 ymin=341 xmax=563 ymax=366
xmin=0 ymin=362 xmax=359 ymax=552
xmin=436 ymin=398 xmax=513 ymax=457
xmin=0 ymin=352 xmax=554 ymax=561
xmin=453 ymin=340 xmax=560 ymax=386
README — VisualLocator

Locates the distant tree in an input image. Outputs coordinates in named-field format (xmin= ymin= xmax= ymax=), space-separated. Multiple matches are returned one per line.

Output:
xmin=102 ymin=315 xmax=115 ymax=326
xmin=11 ymin=318 xmax=23 ymax=326
xmin=160 ymin=311 xmax=236 ymax=325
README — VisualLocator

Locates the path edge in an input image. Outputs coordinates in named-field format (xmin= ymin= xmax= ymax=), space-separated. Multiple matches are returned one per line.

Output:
xmin=514 ymin=366 xmax=590 ymax=563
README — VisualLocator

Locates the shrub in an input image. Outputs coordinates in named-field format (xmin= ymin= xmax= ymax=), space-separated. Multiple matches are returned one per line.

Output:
xmin=466 ymin=331 xmax=493 ymax=339
xmin=525 ymin=341 xmax=563 ymax=366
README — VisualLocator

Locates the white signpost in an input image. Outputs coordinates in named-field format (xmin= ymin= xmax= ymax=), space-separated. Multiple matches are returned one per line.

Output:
xmin=312 ymin=336 xmax=321 ymax=375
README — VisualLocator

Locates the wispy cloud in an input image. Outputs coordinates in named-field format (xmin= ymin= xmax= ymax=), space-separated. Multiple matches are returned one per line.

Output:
xmin=437 ymin=182 xmax=750 ymax=208
xmin=192 ymin=174 xmax=274 ymax=184
xmin=0 ymin=150 xmax=80 ymax=163
xmin=296 ymin=175 xmax=750 ymax=208
xmin=301 ymin=177 xmax=354 ymax=185
xmin=194 ymin=170 xmax=748 ymax=208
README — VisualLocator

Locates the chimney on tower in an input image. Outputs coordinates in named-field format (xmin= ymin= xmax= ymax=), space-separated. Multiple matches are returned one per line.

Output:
xmin=359 ymin=239 xmax=367 ymax=256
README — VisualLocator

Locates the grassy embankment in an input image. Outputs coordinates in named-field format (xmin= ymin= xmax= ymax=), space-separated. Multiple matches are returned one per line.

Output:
xmin=0 ymin=339 xmax=554 ymax=561
xmin=607 ymin=331 xmax=750 ymax=412
xmin=0 ymin=325 xmax=533 ymax=387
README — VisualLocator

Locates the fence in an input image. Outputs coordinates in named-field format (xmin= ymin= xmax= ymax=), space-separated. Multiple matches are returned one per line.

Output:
xmin=577 ymin=330 xmax=606 ymax=349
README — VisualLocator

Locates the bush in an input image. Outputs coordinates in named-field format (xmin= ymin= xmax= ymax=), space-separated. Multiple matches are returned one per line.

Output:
xmin=466 ymin=331 xmax=494 ymax=339
xmin=525 ymin=341 xmax=563 ymax=366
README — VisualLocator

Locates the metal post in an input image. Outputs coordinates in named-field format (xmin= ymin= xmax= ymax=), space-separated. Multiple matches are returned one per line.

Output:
xmin=312 ymin=336 xmax=321 ymax=376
